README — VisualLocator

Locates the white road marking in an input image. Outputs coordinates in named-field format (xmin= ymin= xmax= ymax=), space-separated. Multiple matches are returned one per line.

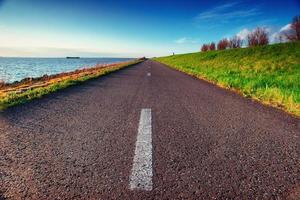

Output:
xmin=129 ymin=108 xmax=153 ymax=191
xmin=147 ymin=72 xmax=151 ymax=76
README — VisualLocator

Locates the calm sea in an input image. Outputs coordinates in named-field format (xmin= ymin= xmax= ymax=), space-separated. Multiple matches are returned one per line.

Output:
xmin=0 ymin=57 xmax=133 ymax=83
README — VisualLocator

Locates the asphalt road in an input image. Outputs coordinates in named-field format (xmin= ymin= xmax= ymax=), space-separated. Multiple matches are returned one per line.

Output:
xmin=0 ymin=60 xmax=299 ymax=199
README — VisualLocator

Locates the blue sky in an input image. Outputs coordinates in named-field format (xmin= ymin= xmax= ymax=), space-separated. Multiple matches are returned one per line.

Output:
xmin=0 ymin=0 xmax=299 ymax=57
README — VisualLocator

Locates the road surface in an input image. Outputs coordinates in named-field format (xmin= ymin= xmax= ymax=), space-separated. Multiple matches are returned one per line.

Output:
xmin=0 ymin=60 xmax=299 ymax=199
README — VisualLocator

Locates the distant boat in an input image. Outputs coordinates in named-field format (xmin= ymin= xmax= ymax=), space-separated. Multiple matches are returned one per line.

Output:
xmin=66 ymin=57 xmax=80 ymax=59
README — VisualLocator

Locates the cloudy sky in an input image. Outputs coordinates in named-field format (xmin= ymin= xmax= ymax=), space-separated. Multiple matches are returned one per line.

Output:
xmin=0 ymin=0 xmax=299 ymax=57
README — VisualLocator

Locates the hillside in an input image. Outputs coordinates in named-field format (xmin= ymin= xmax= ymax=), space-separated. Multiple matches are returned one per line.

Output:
xmin=153 ymin=42 xmax=300 ymax=116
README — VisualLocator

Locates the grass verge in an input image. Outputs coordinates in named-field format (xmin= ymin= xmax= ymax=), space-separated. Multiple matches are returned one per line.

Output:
xmin=0 ymin=59 xmax=144 ymax=110
xmin=153 ymin=42 xmax=300 ymax=117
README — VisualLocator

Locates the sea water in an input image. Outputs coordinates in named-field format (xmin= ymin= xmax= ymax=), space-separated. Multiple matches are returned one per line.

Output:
xmin=0 ymin=57 xmax=133 ymax=83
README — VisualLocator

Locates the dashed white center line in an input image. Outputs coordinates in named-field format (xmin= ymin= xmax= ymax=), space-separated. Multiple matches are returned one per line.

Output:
xmin=129 ymin=108 xmax=153 ymax=191
xmin=147 ymin=72 xmax=151 ymax=76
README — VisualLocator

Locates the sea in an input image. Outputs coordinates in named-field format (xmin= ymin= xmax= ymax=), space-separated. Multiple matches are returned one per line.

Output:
xmin=0 ymin=57 xmax=133 ymax=83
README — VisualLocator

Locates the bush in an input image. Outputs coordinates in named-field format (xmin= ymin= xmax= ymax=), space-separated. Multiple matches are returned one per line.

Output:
xmin=247 ymin=27 xmax=269 ymax=47
xmin=0 ymin=80 xmax=5 ymax=89
xmin=209 ymin=42 xmax=216 ymax=51
xmin=201 ymin=44 xmax=209 ymax=52
xmin=217 ymin=39 xmax=229 ymax=50
xmin=285 ymin=15 xmax=300 ymax=41
xmin=229 ymin=36 xmax=243 ymax=48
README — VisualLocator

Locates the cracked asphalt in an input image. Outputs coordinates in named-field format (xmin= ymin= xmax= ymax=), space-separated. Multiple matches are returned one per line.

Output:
xmin=0 ymin=60 xmax=299 ymax=199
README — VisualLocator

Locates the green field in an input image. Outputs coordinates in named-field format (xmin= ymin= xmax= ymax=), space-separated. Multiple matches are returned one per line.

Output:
xmin=153 ymin=42 xmax=300 ymax=116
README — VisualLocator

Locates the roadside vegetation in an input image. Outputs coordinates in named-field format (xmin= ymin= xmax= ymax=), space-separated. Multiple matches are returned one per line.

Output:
xmin=0 ymin=58 xmax=144 ymax=110
xmin=202 ymin=15 xmax=300 ymax=52
xmin=154 ymin=15 xmax=300 ymax=116
xmin=154 ymin=42 xmax=300 ymax=116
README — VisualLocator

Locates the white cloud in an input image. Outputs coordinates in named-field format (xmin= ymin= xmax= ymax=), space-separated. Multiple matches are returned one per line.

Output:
xmin=175 ymin=37 xmax=188 ymax=44
xmin=280 ymin=24 xmax=291 ymax=32
xmin=270 ymin=24 xmax=293 ymax=42
xmin=195 ymin=2 xmax=261 ymax=24
xmin=270 ymin=32 xmax=279 ymax=42
xmin=237 ymin=28 xmax=251 ymax=40
xmin=174 ymin=37 xmax=199 ymax=44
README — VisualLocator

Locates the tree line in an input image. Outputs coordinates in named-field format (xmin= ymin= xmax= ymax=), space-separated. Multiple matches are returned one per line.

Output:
xmin=201 ymin=15 xmax=300 ymax=52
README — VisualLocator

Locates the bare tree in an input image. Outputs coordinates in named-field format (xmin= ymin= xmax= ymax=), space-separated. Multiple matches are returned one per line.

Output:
xmin=217 ymin=38 xmax=229 ymax=50
xmin=201 ymin=44 xmax=209 ymax=52
xmin=209 ymin=42 xmax=216 ymax=51
xmin=229 ymin=36 xmax=243 ymax=48
xmin=0 ymin=80 xmax=5 ymax=89
xmin=285 ymin=15 xmax=300 ymax=41
xmin=247 ymin=32 xmax=258 ymax=46
xmin=247 ymin=27 xmax=269 ymax=47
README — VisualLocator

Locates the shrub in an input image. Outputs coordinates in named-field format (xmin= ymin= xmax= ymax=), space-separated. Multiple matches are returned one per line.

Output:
xmin=247 ymin=27 xmax=269 ymax=47
xmin=201 ymin=44 xmax=209 ymax=52
xmin=0 ymin=80 xmax=6 ymax=89
xmin=217 ymin=38 xmax=229 ymax=50
xmin=229 ymin=36 xmax=243 ymax=48
xmin=285 ymin=15 xmax=300 ymax=41
xmin=209 ymin=42 xmax=216 ymax=51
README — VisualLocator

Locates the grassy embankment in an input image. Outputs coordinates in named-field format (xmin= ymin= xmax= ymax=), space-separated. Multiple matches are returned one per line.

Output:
xmin=0 ymin=58 xmax=144 ymax=110
xmin=154 ymin=42 xmax=300 ymax=116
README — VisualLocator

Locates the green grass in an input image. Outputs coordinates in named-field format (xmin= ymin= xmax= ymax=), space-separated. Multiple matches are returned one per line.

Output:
xmin=153 ymin=42 xmax=300 ymax=116
xmin=0 ymin=60 xmax=143 ymax=110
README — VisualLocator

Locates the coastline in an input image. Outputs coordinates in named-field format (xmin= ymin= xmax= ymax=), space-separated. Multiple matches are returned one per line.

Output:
xmin=0 ymin=58 xmax=145 ymax=110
